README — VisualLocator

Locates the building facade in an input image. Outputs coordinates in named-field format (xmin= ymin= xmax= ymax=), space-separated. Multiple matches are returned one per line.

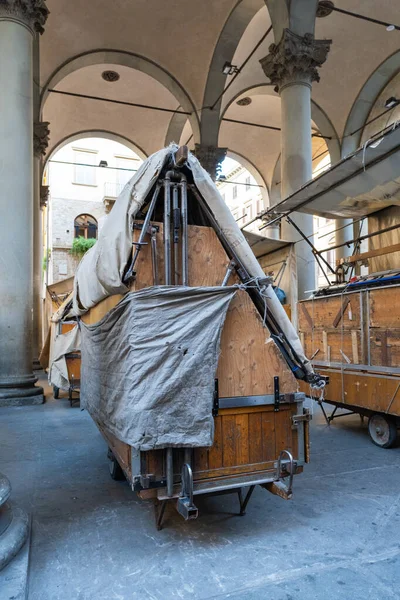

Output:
xmin=45 ymin=138 xmax=142 ymax=283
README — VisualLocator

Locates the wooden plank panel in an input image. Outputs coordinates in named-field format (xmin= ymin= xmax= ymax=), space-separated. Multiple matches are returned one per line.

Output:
xmin=208 ymin=416 xmax=223 ymax=470
xmin=222 ymin=414 xmax=237 ymax=467
xmin=193 ymin=447 xmax=209 ymax=473
xmin=188 ymin=225 xmax=229 ymax=286
xmin=310 ymin=368 xmax=400 ymax=416
xmin=299 ymin=295 xmax=361 ymax=331
xmin=217 ymin=292 xmax=296 ymax=397
xmin=235 ymin=414 xmax=249 ymax=465
xmin=369 ymin=288 xmax=400 ymax=329
xmin=261 ymin=411 xmax=276 ymax=462
xmin=248 ymin=412 xmax=263 ymax=464
xmin=274 ymin=408 xmax=292 ymax=456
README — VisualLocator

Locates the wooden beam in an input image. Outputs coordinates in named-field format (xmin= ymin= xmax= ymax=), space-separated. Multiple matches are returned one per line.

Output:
xmin=336 ymin=243 xmax=400 ymax=266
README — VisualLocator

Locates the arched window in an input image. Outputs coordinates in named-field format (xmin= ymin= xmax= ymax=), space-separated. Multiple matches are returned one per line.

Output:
xmin=74 ymin=214 xmax=98 ymax=239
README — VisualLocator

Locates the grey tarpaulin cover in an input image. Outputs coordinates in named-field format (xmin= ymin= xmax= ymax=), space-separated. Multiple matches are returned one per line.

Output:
xmin=72 ymin=145 xmax=311 ymax=374
xmin=48 ymin=324 xmax=80 ymax=391
xmin=80 ymin=285 xmax=236 ymax=450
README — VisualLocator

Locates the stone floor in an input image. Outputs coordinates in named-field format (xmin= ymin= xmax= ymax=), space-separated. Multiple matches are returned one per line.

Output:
xmin=1 ymin=373 xmax=400 ymax=599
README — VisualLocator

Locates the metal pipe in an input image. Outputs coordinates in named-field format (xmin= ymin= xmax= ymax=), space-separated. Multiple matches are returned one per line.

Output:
xmin=221 ymin=260 xmax=236 ymax=286
xmin=150 ymin=226 xmax=159 ymax=285
xmin=166 ymin=448 xmax=173 ymax=497
xmin=173 ymin=184 xmax=180 ymax=285
xmin=180 ymin=174 xmax=189 ymax=286
xmin=164 ymin=173 xmax=173 ymax=285
xmin=124 ymin=183 xmax=161 ymax=282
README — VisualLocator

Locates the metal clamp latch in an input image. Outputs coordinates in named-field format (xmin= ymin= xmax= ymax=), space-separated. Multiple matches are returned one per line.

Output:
xmin=292 ymin=412 xmax=312 ymax=427
xmin=176 ymin=463 xmax=198 ymax=521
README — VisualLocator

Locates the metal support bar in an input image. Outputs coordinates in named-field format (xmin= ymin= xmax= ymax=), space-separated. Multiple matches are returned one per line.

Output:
xmin=123 ymin=182 xmax=162 ymax=282
xmin=166 ymin=448 xmax=173 ymax=497
xmin=286 ymin=215 xmax=336 ymax=277
xmin=154 ymin=500 xmax=167 ymax=531
xmin=238 ymin=485 xmax=256 ymax=516
xmin=221 ymin=259 xmax=236 ymax=286
xmin=164 ymin=174 xmax=173 ymax=285
xmin=180 ymin=175 xmax=189 ymax=286
xmin=150 ymin=226 xmax=159 ymax=285
xmin=172 ymin=184 xmax=180 ymax=284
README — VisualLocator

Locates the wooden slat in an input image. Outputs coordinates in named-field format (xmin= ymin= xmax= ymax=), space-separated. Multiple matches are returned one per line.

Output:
xmin=208 ymin=416 xmax=223 ymax=470
xmin=248 ymin=412 xmax=263 ymax=464
xmin=332 ymin=297 xmax=351 ymax=328
xmin=351 ymin=330 xmax=359 ymax=364
xmin=222 ymin=415 xmax=237 ymax=468
xmin=235 ymin=414 xmax=249 ymax=465
xmin=300 ymin=303 xmax=314 ymax=329
xmin=337 ymin=243 xmax=400 ymax=265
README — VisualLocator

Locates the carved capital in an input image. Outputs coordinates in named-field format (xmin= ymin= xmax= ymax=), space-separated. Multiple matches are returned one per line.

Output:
xmin=0 ymin=0 xmax=49 ymax=34
xmin=260 ymin=29 xmax=331 ymax=92
xmin=194 ymin=144 xmax=227 ymax=181
xmin=33 ymin=121 xmax=50 ymax=157
xmin=40 ymin=184 xmax=49 ymax=209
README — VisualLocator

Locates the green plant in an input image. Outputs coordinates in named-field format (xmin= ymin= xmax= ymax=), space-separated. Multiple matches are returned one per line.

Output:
xmin=70 ymin=236 xmax=97 ymax=258
xmin=42 ymin=249 xmax=51 ymax=271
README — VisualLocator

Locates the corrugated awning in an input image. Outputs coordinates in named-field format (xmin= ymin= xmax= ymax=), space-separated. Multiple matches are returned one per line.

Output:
xmin=263 ymin=122 xmax=400 ymax=222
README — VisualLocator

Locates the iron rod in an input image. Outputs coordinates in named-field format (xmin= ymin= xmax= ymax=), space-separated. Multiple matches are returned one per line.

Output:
xmin=123 ymin=183 xmax=161 ymax=282
xmin=180 ymin=175 xmax=189 ymax=286
xmin=166 ymin=448 xmax=174 ymax=497
xmin=164 ymin=174 xmax=173 ymax=285
xmin=173 ymin=184 xmax=180 ymax=285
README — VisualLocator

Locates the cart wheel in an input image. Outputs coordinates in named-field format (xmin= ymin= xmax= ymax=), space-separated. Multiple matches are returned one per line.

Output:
xmin=53 ymin=386 xmax=59 ymax=399
xmin=368 ymin=413 xmax=397 ymax=448
xmin=108 ymin=455 xmax=125 ymax=481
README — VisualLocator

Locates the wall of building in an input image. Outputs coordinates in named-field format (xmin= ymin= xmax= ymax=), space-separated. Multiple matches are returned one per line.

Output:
xmin=46 ymin=137 xmax=142 ymax=283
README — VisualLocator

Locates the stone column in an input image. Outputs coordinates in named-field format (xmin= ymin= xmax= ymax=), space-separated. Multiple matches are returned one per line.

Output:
xmin=0 ymin=0 xmax=48 ymax=406
xmin=32 ymin=122 xmax=50 ymax=367
xmin=194 ymin=144 xmax=227 ymax=181
xmin=260 ymin=29 xmax=331 ymax=301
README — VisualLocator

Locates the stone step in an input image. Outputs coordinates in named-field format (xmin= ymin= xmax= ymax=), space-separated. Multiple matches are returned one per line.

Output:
xmin=0 ymin=473 xmax=11 ymax=507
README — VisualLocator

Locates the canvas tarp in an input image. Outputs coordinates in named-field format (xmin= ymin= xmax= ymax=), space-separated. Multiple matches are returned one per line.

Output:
xmin=80 ymin=285 xmax=236 ymax=450
xmin=48 ymin=324 xmax=80 ymax=391
xmin=72 ymin=145 xmax=311 ymax=374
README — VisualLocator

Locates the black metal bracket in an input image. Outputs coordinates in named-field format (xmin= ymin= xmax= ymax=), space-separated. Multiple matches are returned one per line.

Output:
xmin=274 ymin=376 xmax=280 ymax=412
xmin=212 ymin=379 xmax=219 ymax=417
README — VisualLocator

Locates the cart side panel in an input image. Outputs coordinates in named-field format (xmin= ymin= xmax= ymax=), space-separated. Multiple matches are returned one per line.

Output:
xmin=300 ymin=368 xmax=400 ymax=416
xmin=144 ymin=403 xmax=301 ymax=483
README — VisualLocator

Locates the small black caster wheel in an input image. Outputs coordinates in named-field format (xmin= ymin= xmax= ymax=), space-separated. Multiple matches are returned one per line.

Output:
xmin=368 ymin=413 xmax=397 ymax=448
xmin=53 ymin=385 xmax=59 ymax=399
xmin=108 ymin=453 xmax=125 ymax=481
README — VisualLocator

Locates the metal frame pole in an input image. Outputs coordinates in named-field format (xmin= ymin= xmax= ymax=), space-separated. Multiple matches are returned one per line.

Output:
xmin=180 ymin=175 xmax=189 ymax=286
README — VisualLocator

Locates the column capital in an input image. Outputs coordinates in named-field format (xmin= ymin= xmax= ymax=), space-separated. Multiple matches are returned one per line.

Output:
xmin=40 ymin=184 xmax=49 ymax=209
xmin=33 ymin=121 xmax=50 ymax=157
xmin=194 ymin=144 xmax=227 ymax=181
xmin=0 ymin=0 xmax=49 ymax=34
xmin=260 ymin=29 xmax=331 ymax=92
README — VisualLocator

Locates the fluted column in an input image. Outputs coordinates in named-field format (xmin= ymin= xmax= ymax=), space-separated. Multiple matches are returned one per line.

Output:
xmin=32 ymin=122 xmax=49 ymax=368
xmin=194 ymin=144 xmax=227 ymax=181
xmin=260 ymin=29 xmax=331 ymax=302
xmin=0 ymin=0 xmax=48 ymax=406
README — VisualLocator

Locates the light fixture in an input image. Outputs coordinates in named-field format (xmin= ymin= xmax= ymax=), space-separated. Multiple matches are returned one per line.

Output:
xmin=386 ymin=24 xmax=395 ymax=31
xmin=385 ymin=97 xmax=400 ymax=109
xmin=218 ymin=174 xmax=227 ymax=181
xmin=236 ymin=96 xmax=252 ymax=106
xmin=222 ymin=62 xmax=240 ymax=76
xmin=316 ymin=0 xmax=334 ymax=18
xmin=99 ymin=160 xmax=108 ymax=167
xmin=102 ymin=70 xmax=120 ymax=82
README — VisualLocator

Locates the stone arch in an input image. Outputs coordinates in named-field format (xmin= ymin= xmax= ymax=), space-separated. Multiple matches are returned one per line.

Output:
xmin=165 ymin=111 xmax=188 ymax=146
xmin=200 ymin=0 xmax=264 ymax=146
xmin=341 ymin=50 xmax=400 ymax=158
xmin=45 ymin=129 xmax=148 ymax=165
xmin=40 ymin=50 xmax=200 ymax=144
xmin=221 ymin=84 xmax=340 ymax=163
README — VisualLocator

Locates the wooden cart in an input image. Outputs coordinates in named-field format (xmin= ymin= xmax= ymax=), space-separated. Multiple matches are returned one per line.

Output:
xmin=52 ymin=321 xmax=81 ymax=406
xmin=82 ymin=220 xmax=311 ymax=527
xmin=299 ymin=280 xmax=400 ymax=447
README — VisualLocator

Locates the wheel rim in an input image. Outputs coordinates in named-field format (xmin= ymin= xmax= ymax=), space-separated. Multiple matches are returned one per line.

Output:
xmin=369 ymin=415 xmax=391 ymax=446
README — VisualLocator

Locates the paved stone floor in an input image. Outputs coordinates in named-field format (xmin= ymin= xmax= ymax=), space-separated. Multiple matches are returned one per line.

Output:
xmin=1 ymin=374 xmax=400 ymax=599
